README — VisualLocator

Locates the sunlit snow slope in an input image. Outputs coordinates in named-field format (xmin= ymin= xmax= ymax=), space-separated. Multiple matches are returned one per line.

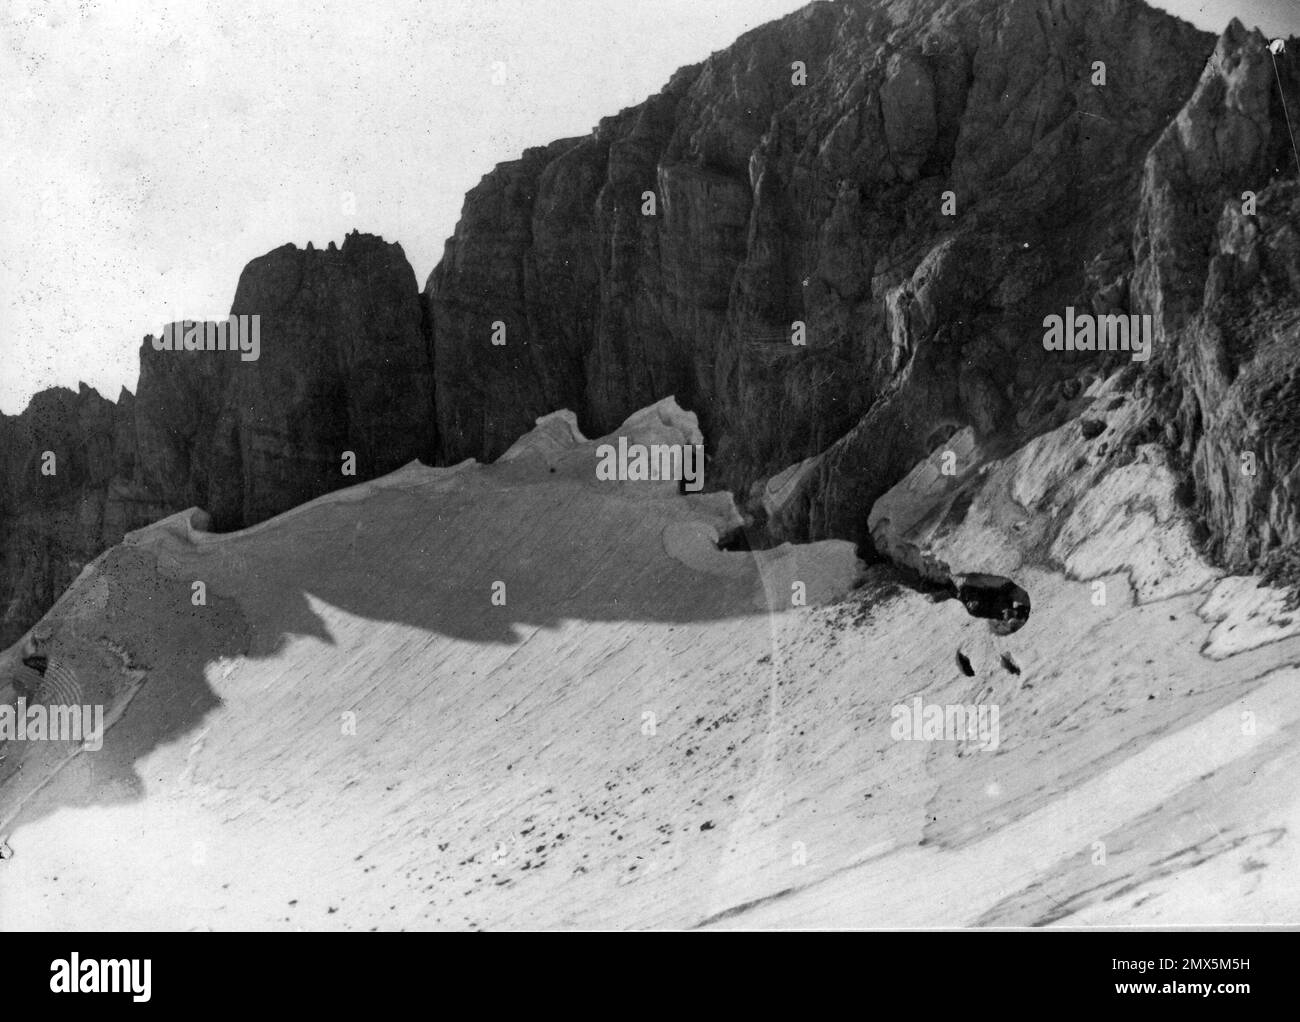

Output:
xmin=1 ymin=392 xmax=1298 ymax=929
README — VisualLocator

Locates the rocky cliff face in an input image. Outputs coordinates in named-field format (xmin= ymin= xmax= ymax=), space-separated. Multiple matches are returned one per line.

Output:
xmin=134 ymin=232 xmax=436 ymax=530
xmin=427 ymin=0 xmax=1298 ymax=572
xmin=0 ymin=232 xmax=435 ymax=647
xmin=426 ymin=0 xmax=1221 ymax=533
xmin=4 ymin=0 xmax=1298 ymax=647
xmin=1130 ymin=20 xmax=1300 ymax=575
xmin=1192 ymin=179 xmax=1300 ymax=576
xmin=0 ymin=384 xmax=164 ymax=649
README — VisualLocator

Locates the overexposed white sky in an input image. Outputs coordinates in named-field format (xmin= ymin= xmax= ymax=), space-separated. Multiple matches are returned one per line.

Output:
xmin=2 ymin=0 xmax=1297 ymax=414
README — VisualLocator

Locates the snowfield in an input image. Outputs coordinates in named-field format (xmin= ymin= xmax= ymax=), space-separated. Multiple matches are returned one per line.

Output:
xmin=2 ymin=394 xmax=1297 ymax=929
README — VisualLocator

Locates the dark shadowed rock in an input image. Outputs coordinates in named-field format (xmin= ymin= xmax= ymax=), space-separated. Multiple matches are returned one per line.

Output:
xmin=0 ymin=384 xmax=165 ymax=647
xmin=424 ymin=0 xmax=1218 ymax=548
xmin=2 ymin=232 xmax=436 ymax=646
xmin=154 ymin=231 xmax=436 ymax=529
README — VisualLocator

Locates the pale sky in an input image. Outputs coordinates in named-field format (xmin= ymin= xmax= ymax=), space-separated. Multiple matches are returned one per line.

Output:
xmin=2 ymin=0 xmax=1297 ymax=414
